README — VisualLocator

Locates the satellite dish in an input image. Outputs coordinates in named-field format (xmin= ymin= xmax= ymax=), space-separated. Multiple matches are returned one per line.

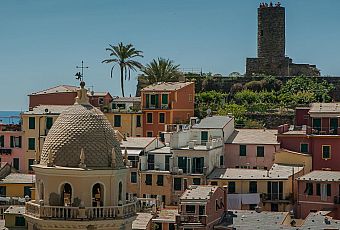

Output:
xmin=206 ymin=108 xmax=212 ymax=117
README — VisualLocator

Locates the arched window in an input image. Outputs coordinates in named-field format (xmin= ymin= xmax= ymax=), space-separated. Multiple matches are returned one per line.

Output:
xmin=118 ymin=182 xmax=122 ymax=201
xmin=92 ymin=183 xmax=104 ymax=207
xmin=61 ymin=183 xmax=72 ymax=206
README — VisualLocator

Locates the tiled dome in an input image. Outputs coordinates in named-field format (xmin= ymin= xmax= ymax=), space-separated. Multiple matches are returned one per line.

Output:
xmin=40 ymin=84 xmax=124 ymax=169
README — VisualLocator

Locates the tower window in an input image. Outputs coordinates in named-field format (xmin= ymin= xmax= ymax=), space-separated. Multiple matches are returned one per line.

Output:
xmin=261 ymin=30 xmax=264 ymax=36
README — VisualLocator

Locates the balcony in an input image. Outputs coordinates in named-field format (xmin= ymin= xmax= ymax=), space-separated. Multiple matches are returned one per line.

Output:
xmin=176 ymin=214 xmax=207 ymax=226
xmin=25 ymin=201 xmax=136 ymax=220
xmin=144 ymin=104 xmax=171 ymax=110
xmin=262 ymin=193 xmax=292 ymax=203
xmin=0 ymin=148 xmax=12 ymax=155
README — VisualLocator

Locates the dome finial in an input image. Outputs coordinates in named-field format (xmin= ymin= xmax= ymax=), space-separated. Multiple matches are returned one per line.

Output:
xmin=79 ymin=148 xmax=86 ymax=168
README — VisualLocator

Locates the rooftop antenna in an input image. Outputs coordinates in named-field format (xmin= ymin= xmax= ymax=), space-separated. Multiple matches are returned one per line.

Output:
xmin=75 ymin=61 xmax=89 ymax=82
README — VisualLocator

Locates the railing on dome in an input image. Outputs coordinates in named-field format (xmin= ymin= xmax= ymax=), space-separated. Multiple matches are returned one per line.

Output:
xmin=25 ymin=201 xmax=136 ymax=220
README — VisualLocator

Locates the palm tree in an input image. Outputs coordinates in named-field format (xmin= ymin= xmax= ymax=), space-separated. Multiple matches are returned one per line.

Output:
xmin=140 ymin=58 xmax=182 ymax=84
xmin=102 ymin=42 xmax=143 ymax=97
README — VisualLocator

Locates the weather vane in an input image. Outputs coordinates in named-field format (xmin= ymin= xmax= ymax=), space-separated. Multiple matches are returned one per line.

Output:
xmin=75 ymin=61 xmax=89 ymax=82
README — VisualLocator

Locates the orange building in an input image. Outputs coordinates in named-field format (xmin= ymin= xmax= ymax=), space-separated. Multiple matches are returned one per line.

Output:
xmin=141 ymin=82 xmax=194 ymax=137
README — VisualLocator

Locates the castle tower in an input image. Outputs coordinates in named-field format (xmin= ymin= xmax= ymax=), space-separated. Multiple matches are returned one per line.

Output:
xmin=245 ymin=2 xmax=320 ymax=76
xmin=257 ymin=4 xmax=285 ymax=58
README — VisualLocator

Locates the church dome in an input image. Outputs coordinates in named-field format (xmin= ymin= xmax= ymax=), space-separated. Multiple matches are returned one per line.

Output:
xmin=40 ymin=83 xmax=124 ymax=169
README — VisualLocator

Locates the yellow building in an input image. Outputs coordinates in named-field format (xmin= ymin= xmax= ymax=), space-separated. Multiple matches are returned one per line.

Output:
xmin=274 ymin=148 xmax=312 ymax=174
xmin=21 ymin=105 xmax=69 ymax=173
xmin=0 ymin=173 xmax=35 ymax=199
xmin=4 ymin=206 xmax=27 ymax=229
xmin=105 ymin=96 xmax=143 ymax=137
xmin=208 ymin=164 xmax=304 ymax=212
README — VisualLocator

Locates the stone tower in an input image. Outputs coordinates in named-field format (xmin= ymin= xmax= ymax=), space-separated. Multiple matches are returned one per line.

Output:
xmin=257 ymin=5 xmax=285 ymax=59
xmin=246 ymin=2 xmax=320 ymax=77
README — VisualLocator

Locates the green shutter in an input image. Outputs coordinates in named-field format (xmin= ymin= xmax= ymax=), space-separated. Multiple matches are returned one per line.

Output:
xmin=146 ymin=94 xmax=150 ymax=108
xmin=10 ymin=136 xmax=14 ymax=148
xmin=240 ymin=145 xmax=247 ymax=156
xmin=155 ymin=95 xmax=159 ymax=108
xmin=300 ymin=143 xmax=308 ymax=153
xmin=162 ymin=94 xmax=168 ymax=104
xmin=46 ymin=117 xmax=53 ymax=129
xmin=29 ymin=117 xmax=35 ymax=129
xmin=18 ymin=136 xmax=22 ymax=148
xmin=201 ymin=131 xmax=208 ymax=143
xmin=0 ymin=136 xmax=4 ymax=147
xmin=28 ymin=138 xmax=35 ymax=150
xmin=114 ymin=115 xmax=121 ymax=127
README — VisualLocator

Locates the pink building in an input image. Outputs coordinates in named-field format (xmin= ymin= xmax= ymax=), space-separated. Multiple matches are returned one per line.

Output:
xmin=225 ymin=129 xmax=279 ymax=169
xmin=297 ymin=170 xmax=340 ymax=219
xmin=176 ymin=185 xmax=226 ymax=230
xmin=0 ymin=124 xmax=25 ymax=172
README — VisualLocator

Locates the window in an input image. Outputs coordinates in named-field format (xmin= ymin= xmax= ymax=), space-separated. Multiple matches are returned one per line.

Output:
xmin=146 ymin=131 xmax=153 ymax=137
xmin=10 ymin=136 xmax=22 ymax=148
xmin=147 ymin=113 xmax=153 ymax=124
xmin=174 ymin=178 xmax=182 ymax=191
xmin=199 ymin=205 xmax=205 ymax=215
xmin=249 ymin=204 xmax=257 ymax=210
xmin=136 ymin=115 xmax=141 ymax=127
xmin=128 ymin=156 xmax=139 ymax=168
xmin=256 ymin=146 xmax=264 ymax=157
xmin=162 ymin=94 xmax=168 ymax=105
xmin=98 ymin=97 xmax=104 ymax=105
xmin=148 ymin=154 xmax=155 ymax=170
xmin=0 ymin=136 xmax=4 ymax=147
xmin=24 ymin=186 xmax=32 ymax=197
xmin=316 ymin=183 xmax=321 ymax=196
xmin=312 ymin=118 xmax=321 ymax=131
xmin=193 ymin=178 xmax=201 ymax=185
xmin=150 ymin=94 xmax=157 ymax=107
xmin=249 ymin=181 xmax=257 ymax=193
xmin=13 ymin=158 xmax=19 ymax=170
xmin=159 ymin=113 xmax=165 ymax=124
xmin=46 ymin=117 xmax=53 ymax=129
xmin=300 ymin=143 xmax=309 ymax=153
xmin=240 ymin=145 xmax=247 ymax=156
xmin=15 ymin=216 xmax=25 ymax=227
xmin=130 ymin=172 xmax=137 ymax=183
xmin=201 ymin=131 xmax=208 ymax=143
xmin=145 ymin=174 xmax=152 ymax=185
xmin=327 ymin=184 xmax=331 ymax=196
xmin=28 ymin=159 xmax=34 ymax=171
xmin=0 ymin=186 xmax=6 ymax=196
xmin=186 ymin=205 xmax=195 ymax=214
xmin=145 ymin=94 xmax=150 ymax=108
xmin=114 ymin=115 xmax=121 ymax=127
xmin=322 ymin=145 xmax=331 ymax=159
xmin=188 ymin=94 xmax=193 ymax=102
xmin=178 ymin=157 xmax=188 ymax=173
xmin=228 ymin=182 xmax=236 ymax=194
xmin=28 ymin=138 xmax=35 ymax=150
xmin=304 ymin=183 xmax=313 ymax=195
xmin=220 ymin=155 xmax=224 ymax=167
xmin=157 ymin=175 xmax=164 ymax=186
xmin=192 ymin=157 xmax=204 ymax=174
xmin=169 ymin=223 xmax=175 ymax=230
xmin=210 ymin=181 xmax=218 ymax=186
xmin=29 ymin=117 xmax=35 ymax=129
xmin=165 ymin=156 xmax=171 ymax=171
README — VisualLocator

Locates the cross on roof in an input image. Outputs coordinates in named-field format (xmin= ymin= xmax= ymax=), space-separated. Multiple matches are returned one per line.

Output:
xmin=75 ymin=61 xmax=89 ymax=82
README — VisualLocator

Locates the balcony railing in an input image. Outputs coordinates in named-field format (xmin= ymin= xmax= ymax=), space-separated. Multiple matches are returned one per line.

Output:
xmin=262 ymin=193 xmax=292 ymax=202
xmin=176 ymin=214 xmax=207 ymax=226
xmin=25 ymin=201 xmax=136 ymax=220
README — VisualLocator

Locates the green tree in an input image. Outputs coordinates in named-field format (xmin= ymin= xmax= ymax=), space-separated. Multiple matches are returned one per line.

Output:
xmin=140 ymin=58 xmax=181 ymax=84
xmin=217 ymin=103 xmax=247 ymax=119
xmin=102 ymin=42 xmax=143 ymax=97
xmin=234 ymin=90 xmax=259 ymax=104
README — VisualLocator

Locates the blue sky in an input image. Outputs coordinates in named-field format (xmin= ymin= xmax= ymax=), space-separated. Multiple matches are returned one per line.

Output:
xmin=1 ymin=0 xmax=339 ymax=110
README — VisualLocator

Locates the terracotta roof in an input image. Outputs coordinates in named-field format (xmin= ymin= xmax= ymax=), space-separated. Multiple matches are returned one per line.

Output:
xmin=141 ymin=82 xmax=193 ymax=91
xmin=192 ymin=116 xmax=232 ymax=129
xmin=30 ymin=85 xmax=78 ymax=95
xmin=0 ymin=173 xmax=35 ymax=184
xmin=208 ymin=164 xmax=303 ymax=180
xmin=23 ymin=105 xmax=70 ymax=115
xmin=180 ymin=185 xmax=219 ymax=200
xmin=298 ymin=170 xmax=340 ymax=181
xmin=152 ymin=209 xmax=178 ymax=223
xmin=309 ymin=103 xmax=340 ymax=114
xmin=121 ymin=137 xmax=157 ymax=149
xmin=226 ymin=129 xmax=278 ymax=144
